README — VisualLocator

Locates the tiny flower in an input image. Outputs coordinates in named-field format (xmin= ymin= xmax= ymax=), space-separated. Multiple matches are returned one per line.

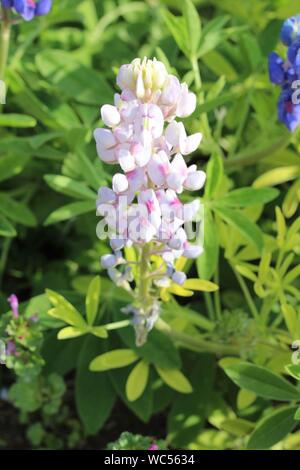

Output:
xmin=172 ymin=271 xmax=187 ymax=285
xmin=165 ymin=121 xmax=202 ymax=155
xmin=7 ymin=294 xmax=19 ymax=318
xmin=149 ymin=444 xmax=159 ymax=451
xmin=101 ymin=254 xmax=118 ymax=268
xmin=2 ymin=0 xmax=52 ymax=21
xmin=6 ymin=340 xmax=17 ymax=356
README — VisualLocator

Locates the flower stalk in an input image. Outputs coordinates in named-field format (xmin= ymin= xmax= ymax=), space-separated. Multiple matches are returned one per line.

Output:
xmin=0 ymin=6 xmax=11 ymax=80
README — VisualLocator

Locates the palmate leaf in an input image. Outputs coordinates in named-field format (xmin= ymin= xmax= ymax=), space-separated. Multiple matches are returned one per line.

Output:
xmin=125 ymin=360 xmax=150 ymax=402
xmin=85 ymin=276 xmax=101 ymax=326
xmin=155 ymin=366 xmax=193 ymax=394
xmin=214 ymin=206 xmax=263 ymax=252
xmin=89 ymin=349 xmax=139 ymax=372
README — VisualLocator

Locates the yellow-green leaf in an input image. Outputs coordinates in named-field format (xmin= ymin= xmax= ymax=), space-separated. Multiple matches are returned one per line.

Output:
xmin=91 ymin=326 xmax=108 ymax=339
xmin=46 ymin=289 xmax=86 ymax=327
xmin=253 ymin=166 xmax=300 ymax=188
xmin=126 ymin=360 xmax=150 ymax=402
xmin=183 ymin=278 xmax=219 ymax=292
xmin=57 ymin=326 xmax=86 ymax=340
xmin=89 ymin=349 xmax=139 ymax=372
xmin=275 ymin=206 xmax=286 ymax=247
xmin=237 ymin=389 xmax=257 ymax=410
xmin=86 ymin=276 xmax=101 ymax=325
xmin=155 ymin=366 xmax=193 ymax=394
xmin=168 ymin=284 xmax=193 ymax=297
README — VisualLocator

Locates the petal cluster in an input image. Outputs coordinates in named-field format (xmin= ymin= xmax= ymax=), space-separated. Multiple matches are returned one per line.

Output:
xmin=269 ymin=15 xmax=300 ymax=131
xmin=94 ymin=58 xmax=205 ymax=342
xmin=1 ymin=0 xmax=52 ymax=21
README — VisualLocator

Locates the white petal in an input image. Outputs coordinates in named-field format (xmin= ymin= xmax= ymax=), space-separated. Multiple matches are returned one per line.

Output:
xmin=118 ymin=148 xmax=136 ymax=172
xmin=184 ymin=170 xmax=206 ymax=191
xmin=101 ymin=104 xmax=121 ymax=127
xmin=112 ymin=173 xmax=129 ymax=193
xmin=94 ymin=128 xmax=116 ymax=149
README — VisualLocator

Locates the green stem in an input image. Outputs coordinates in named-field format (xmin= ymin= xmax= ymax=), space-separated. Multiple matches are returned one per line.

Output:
xmin=138 ymin=244 xmax=152 ymax=309
xmin=204 ymin=291 xmax=215 ymax=321
xmin=0 ymin=7 xmax=11 ymax=80
xmin=155 ymin=318 xmax=240 ymax=356
xmin=0 ymin=237 xmax=11 ymax=289
xmin=214 ymin=267 xmax=222 ymax=321
xmin=104 ymin=320 xmax=130 ymax=330
xmin=231 ymin=265 xmax=259 ymax=320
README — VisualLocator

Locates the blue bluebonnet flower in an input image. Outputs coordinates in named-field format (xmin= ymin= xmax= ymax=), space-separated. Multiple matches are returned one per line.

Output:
xmin=269 ymin=14 xmax=300 ymax=131
xmin=1 ymin=0 xmax=52 ymax=21
xmin=278 ymin=88 xmax=300 ymax=131
xmin=280 ymin=14 xmax=300 ymax=46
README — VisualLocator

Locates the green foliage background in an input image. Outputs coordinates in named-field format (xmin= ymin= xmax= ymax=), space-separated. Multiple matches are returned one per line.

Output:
xmin=0 ymin=0 xmax=300 ymax=450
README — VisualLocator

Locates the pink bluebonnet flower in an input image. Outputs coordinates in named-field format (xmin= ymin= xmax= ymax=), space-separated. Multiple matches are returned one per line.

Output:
xmin=149 ymin=443 xmax=159 ymax=450
xmin=269 ymin=14 xmax=300 ymax=131
xmin=1 ymin=0 xmax=52 ymax=21
xmin=95 ymin=58 xmax=205 ymax=344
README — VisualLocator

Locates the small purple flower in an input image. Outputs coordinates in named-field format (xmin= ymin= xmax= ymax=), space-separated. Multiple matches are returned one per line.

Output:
xmin=7 ymin=294 xmax=19 ymax=318
xmin=280 ymin=15 xmax=300 ymax=46
xmin=149 ymin=444 xmax=159 ymax=450
xmin=29 ymin=314 xmax=39 ymax=323
xmin=6 ymin=340 xmax=16 ymax=356
xmin=1 ymin=0 xmax=52 ymax=21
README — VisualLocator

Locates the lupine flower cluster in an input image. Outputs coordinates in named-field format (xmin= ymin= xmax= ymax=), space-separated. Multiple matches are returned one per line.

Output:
xmin=1 ymin=0 xmax=52 ymax=21
xmin=94 ymin=58 xmax=205 ymax=344
xmin=269 ymin=14 xmax=300 ymax=131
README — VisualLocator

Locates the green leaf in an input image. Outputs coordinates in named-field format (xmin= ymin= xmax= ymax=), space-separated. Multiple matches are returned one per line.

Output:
xmin=0 ymin=215 xmax=16 ymax=237
xmin=285 ymin=364 xmax=300 ymax=381
xmin=0 ymin=154 xmax=31 ymax=183
xmin=89 ymin=349 xmax=139 ymax=372
xmin=91 ymin=326 xmax=108 ymax=339
xmin=217 ymin=187 xmax=279 ymax=208
xmin=183 ymin=279 xmax=219 ymax=292
xmin=76 ymin=337 xmax=116 ymax=434
xmin=126 ymin=360 xmax=150 ymax=402
xmin=46 ymin=289 xmax=86 ymax=328
xmin=156 ymin=367 xmax=193 ymax=394
xmin=57 ymin=326 xmax=86 ymax=340
xmin=85 ymin=276 xmax=101 ymax=325
xmin=205 ymin=153 xmax=224 ymax=199
xmin=294 ymin=408 xmax=300 ymax=420
xmin=254 ymin=166 xmax=300 ymax=188
xmin=247 ymin=406 xmax=298 ymax=450
xmin=44 ymin=175 xmax=95 ymax=200
xmin=76 ymin=149 xmax=103 ymax=190
xmin=183 ymin=0 xmax=201 ymax=57
xmin=0 ymin=193 xmax=37 ymax=227
xmin=161 ymin=9 xmax=189 ymax=58
xmin=237 ymin=389 xmax=257 ymax=410
xmin=214 ymin=206 xmax=263 ymax=252
xmin=44 ymin=200 xmax=95 ymax=225
xmin=222 ymin=362 xmax=300 ymax=401
xmin=0 ymin=113 xmax=37 ymax=127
